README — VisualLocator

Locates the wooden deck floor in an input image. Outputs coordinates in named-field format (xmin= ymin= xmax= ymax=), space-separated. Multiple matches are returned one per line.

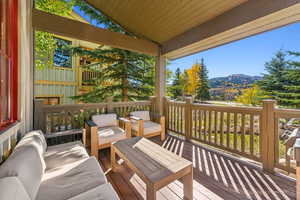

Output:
xmin=98 ymin=135 xmax=296 ymax=200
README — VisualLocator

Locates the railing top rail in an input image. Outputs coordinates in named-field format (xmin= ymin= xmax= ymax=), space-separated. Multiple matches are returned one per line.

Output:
xmin=36 ymin=100 xmax=152 ymax=113
xmin=275 ymin=108 xmax=300 ymax=116
xmin=166 ymin=99 xmax=185 ymax=104
xmin=111 ymin=101 xmax=151 ymax=107
xmin=191 ymin=102 xmax=262 ymax=114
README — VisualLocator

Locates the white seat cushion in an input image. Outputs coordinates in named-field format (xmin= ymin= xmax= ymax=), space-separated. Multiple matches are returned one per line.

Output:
xmin=0 ymin=177 xmax=31 ymax=200
xmin=44 ymin=141 xmax=89 ymax=171
xmin=68 ymin=183 xmax=120 ymax=200
xmin=92 ymin=114 xmax=118 ymax=127
xmin=132 ymin=121 xmax=161 ymax=135
xmin=98 ymin=126 xmax=126 ymax=145
xmin=130 ymin=111 xmax=150 ymax=121
xmin=0 ymin=145 xmax=44 ymax=200
xmin=37 ymin=157 xmax=107 ymax=200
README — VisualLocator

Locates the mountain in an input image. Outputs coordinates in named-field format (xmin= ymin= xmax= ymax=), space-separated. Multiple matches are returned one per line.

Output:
xmin=209 ymin=74 xmax=262 ymax=88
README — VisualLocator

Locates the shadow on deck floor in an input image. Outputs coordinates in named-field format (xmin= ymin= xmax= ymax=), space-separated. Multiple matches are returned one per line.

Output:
xmin=98 ymin=135 xmax=296 ymax=200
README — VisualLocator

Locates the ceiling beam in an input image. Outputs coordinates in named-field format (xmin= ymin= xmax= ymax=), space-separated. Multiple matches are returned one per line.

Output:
xmin=162 ymin=0 xmax=300 ymax=59
xmin=32 ymin=9 xmax=159 ymax=56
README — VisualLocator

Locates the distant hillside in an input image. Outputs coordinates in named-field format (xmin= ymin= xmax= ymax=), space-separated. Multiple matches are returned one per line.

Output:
xmin=209 ymin=74 xmax=262 ymax=88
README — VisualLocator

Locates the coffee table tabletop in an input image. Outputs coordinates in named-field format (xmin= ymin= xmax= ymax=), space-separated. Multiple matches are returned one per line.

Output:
xmin=111 ymin=137 xmax=193 ymax=200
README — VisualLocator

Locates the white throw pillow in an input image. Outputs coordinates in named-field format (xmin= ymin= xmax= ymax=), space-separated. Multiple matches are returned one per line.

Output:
xmin=92 ymin=114 xmax=118 ymax=127
xmin=0 ymin=177 xmax=31 ymax=200
xmin=0 ymin=145 xmax=44 ymax=200
xmin=130 ymin=111 xmax=150 ymax=121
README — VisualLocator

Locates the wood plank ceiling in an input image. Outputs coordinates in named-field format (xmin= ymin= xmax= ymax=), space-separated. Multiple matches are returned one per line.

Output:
xmin=85 ymin=0 xmax=248 ymax=44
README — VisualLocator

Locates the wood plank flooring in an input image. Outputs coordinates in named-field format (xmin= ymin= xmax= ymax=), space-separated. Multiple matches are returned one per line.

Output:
xmin=98 ymin=135 xmax=296 ymax=200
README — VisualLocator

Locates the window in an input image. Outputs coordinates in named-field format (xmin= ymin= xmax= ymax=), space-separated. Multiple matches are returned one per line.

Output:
xmin=0 ymin=0 xmax=18 ymax=129
xmin=36 ymin=97 xmax=60 ymax=105
xmin=53 ymin=37 xmax=72 ymax=68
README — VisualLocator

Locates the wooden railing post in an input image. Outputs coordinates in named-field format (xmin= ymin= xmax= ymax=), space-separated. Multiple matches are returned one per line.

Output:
xmin=34 ymin=99 xmax=46 ymax=132
xmin=261 ymin=99 xmax=276 ymax=172
xmin=185 ymin=97 xmax=193 ymax=141
xmin=106 ymin=97 xmax=114 ymax=113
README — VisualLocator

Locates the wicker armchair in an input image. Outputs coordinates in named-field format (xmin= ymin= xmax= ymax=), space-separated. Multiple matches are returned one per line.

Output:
xmin=130 ymin=111 xmax=165 ymax=141
xmin=85 ymin=113 xmax=131 ymax=159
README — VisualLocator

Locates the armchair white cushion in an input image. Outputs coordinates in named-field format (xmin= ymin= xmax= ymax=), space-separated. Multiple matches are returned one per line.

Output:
xmin=0 ymin=177 xmax=31 ymax=200
xmin=98 ymin=126 xmax=127 ymax=145
xmin=92 ymin=114 xmax=118 ymax=127
xmin=132 ymin=121 xmax=161 ymax=135
xmin=130 ymin=111 xmax=150 ymax=121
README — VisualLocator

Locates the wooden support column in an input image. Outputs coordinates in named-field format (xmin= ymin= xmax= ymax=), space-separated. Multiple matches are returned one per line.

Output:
xmin=261 ymin=100 xmax=276 ymax=172
xmin=154 ymin=50 xmax=166 ymax=115
xmin=106 ymin=97 xmax=114 ymax=113
xmin=185 ymin=97 xmax=193 ymax=141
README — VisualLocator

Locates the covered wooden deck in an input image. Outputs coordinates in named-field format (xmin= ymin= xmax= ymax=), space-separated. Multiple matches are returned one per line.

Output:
xmin=99 ymin=134 xmax=296 ymax=200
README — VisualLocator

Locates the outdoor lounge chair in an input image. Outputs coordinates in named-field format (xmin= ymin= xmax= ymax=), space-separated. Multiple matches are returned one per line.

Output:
xmin=85 ymin=113 xmax=131 ymax=159
xmin=130 ymin=111 xmax=165 ymax=141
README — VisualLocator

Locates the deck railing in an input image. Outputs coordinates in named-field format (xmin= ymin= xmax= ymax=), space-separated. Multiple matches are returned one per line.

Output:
xmin=34 ymin=98 xmax=153 ymax=134
xmin=165 ymin=97 xmax=300 ymax=174
xmin=34 ymin=96 xmax=300 ymax=174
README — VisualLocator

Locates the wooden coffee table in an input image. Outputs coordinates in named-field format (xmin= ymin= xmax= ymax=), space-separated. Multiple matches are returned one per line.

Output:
xmin=111 ymin=137 xmax=193 ymax=200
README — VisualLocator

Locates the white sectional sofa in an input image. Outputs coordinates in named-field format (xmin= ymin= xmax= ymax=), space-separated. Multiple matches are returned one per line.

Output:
xmin=0 ymin=130 xmax=120 ymax=200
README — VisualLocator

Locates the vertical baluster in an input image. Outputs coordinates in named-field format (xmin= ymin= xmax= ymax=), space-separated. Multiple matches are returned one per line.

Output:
xmin=174 ymin=102 xmax=178 ymax=133
xmin=208 ymin=110 xmax=212 ymax=143
xmin=250 ymin=114 xmax=254 ymax=156
xmin=227 ymin=112 xmax=230 ymax=149
xmin=214 ymin=111 xmax=218 ymax=144
xmin=181 ymin=105 xmax=184 ymax=134
xmin=234 ymin=112 xmax=238 ymax=151
xmin=204 ymin=110 xmax=207 ymax=142
xmin=198 ymin=109 xmax=202 ymax=141
xmin=220 ymin=112 xmax=224 ymax=146
xmin=241 ymin=113 xmax=245 ymax=153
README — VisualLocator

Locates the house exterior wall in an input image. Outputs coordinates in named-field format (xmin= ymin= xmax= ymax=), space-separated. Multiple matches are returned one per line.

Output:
xmin=33 ymin=13 xmax=99 ymax=105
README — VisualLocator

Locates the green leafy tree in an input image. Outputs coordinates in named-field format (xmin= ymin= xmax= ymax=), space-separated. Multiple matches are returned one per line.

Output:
xmin=34 ymin=0 xmax=75 ymax=69
xmin=257 ymin=50 xmax=290 ymax=105
xmin=71 ymin=47 xmax=154 ymax=102
xmin=236 ymin=84 xmax=267 ymax=106
xmin=169 ymin=68 xmax=183 ymax=99
xmin=195 ymin=59 xmax=210 ymax=101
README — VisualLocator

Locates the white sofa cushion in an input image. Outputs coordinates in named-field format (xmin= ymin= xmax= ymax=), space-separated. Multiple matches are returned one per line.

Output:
xmin=14 ymin=130 xmax=47 ymax=171
xmin=0 ymin=177 xmax=31 ymax=200
xmin=132 ymin=121 xmax=161 ymax=135
xmin=98 ymin=126 xmax=126 ymax=145
xmin=44 ymin=141 xmax=89 ymax=171
xmin=92 ymin=114 xmax=118 ymax=127
xmin=68 ymin=183 xmax=120 ymax=200
xmin=18 ymin=130 xmax=47 ymax=153
xmin=0 ymin=146 xmax=44 ymax=200
xmin=130 ymin=111 xmax=150 ymax=121
xmin=37 ymin=157 xmax=107 ymax=200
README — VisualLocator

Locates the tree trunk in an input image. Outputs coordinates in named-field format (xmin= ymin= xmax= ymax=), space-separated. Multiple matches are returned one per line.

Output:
xmin=122 ymin=76 xmax=129 ymax=102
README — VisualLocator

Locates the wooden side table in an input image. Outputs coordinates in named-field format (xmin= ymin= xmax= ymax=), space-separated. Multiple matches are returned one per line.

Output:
xmin=45 ymin=129 xmax=86 ymax=146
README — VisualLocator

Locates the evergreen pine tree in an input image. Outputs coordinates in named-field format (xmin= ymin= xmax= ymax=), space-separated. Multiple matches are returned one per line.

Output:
xmin=170 ymin=68 xmax=183 ymax=99
xmin=276 ymin=51 xmax=300 ymax=107
xmin=71 ymin=47 xmax=154 ymax=102
xmin=195 ymin=59 xmax=210 ymax=101
xmin=257 ymin=50 xmax=290 ymax=105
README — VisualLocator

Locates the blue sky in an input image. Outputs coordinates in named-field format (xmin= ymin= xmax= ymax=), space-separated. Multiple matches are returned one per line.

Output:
xmin=74 ymin=6 xmax=300 ymax=79
xmin=168 ymin=22 xmax=300 ymax=78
